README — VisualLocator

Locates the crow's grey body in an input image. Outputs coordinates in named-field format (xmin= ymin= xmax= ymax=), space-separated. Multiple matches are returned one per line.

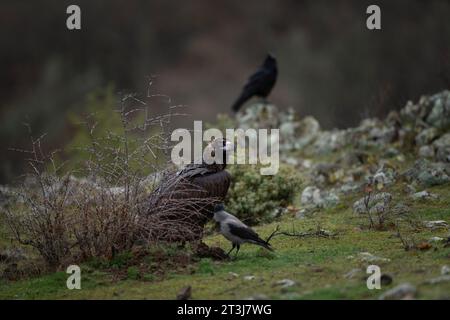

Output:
xmin=213 ymin=204 xmax=273 ymax=256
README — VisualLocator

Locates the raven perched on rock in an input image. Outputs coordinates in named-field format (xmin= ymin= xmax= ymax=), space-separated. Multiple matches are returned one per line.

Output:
xmin=231 ymin=54 xmax=278 ymax=112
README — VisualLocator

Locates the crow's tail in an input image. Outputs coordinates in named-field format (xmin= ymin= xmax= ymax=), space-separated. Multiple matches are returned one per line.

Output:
xmin=256 ymin=238 xmax=274 ymax=251
xmin=231 ymin=92 xmax=252 ymax=113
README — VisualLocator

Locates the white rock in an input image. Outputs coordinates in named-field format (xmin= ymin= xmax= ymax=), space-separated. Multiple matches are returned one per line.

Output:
xmin=441 ymin=265 xmax=450 ymax=275
xmin=357 ymin=252 xmax=390 ymax=263
xmin=378 ymin=283 xmax=416 ymax=300
xmin=424 ymin=220 xmax=449 ymax=229
xmin=429 ymin=237 xmax=444 ymax=243
xmin=274 ymin=279 xmax=296 ymax=288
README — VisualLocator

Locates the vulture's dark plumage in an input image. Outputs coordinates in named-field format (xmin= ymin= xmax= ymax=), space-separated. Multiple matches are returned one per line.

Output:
xmin=149 ymin=138 xmax=232 ymax=242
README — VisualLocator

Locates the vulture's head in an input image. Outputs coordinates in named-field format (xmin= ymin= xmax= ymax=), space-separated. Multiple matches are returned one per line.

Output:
xmin=204 ymin=138 xmax=233 ymax=165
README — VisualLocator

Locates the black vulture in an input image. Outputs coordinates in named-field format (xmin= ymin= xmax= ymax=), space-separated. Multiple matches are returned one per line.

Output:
xmin=149 ymin=138 xmax=232 ymax=242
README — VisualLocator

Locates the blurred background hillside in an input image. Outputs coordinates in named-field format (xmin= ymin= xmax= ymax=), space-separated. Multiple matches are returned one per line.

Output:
xmin=1 ymin=0 xmax=450 ymax=183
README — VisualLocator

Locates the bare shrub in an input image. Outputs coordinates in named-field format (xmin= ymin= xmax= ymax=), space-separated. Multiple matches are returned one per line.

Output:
xmin=3 ymin=88 xmax=215 ymax=269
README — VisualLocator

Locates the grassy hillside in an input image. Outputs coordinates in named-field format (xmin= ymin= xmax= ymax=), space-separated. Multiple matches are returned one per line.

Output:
xmin=1 ymin=182 xmax=449 ymax=300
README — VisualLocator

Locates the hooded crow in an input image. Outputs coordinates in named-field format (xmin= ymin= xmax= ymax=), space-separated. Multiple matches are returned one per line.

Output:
xmin=231 ymin=53 xmax=278 ymax=113
xmin=213 ymin=204 xmax=273 ymax=256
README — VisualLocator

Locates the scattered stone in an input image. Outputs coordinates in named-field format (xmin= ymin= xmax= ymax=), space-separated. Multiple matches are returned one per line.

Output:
xmin=300 ymin=186 xmax=340 ymax=208
xmin=378 ymin=283 xmax=416 ymax=300
xmin=433 ymin=133 xmax=450 ymax=163
xmin=340 ymin=182 xmax=360 ymax=195
xmin=281 ymin=116 xmax=321 ymax=150
xmin=274 ymin=279 xmax=296 ymax=289
xmin=410 ymin=190 xmax=438 ymax=201
xmin=344 ymin=268 xmax=362 ymax=279
xmin=418 ymin=145 xmax=435 ymax=159
xmin=228 ymin=272 xmax=239 ymax=279
xmin=425 ymin=90 xmax=450 ymax=129
xmin=243 ymin=275 xmax=255 ymax=281
xmin=415 ymin=127 xmax=439 ymax=146
xmin=312 ymin=130 xmax=347 ymax=155
xmin=404 ymin=159 xmax=450 ymax=187
xmin=423 ymin=220 xmax=449 ymax=230
xmin=441 ymin=265 xmax=450 ymax=275
xmin=357 ymin=252 xmax=390 ymax=263
xmin=372 ymin=165 xmax=396 ymax=189
xmin=429 ymin=237 xmax=444 ymax=243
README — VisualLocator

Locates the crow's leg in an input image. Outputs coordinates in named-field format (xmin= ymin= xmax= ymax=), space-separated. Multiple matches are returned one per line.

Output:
xmin=234 ymin=244 xmax=241 ymax=257
xmin=227 ymin=244 xmax=236 ymax=256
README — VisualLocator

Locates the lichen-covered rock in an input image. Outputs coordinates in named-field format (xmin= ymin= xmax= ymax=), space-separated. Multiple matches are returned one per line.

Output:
xmin=236 ymin=103 xmax=280 ymax=130
xmin=418 ymin=145 xmax=435 ymax=158
xmin=353 ymin=192 xmax=392 ymax=214
xmin=371 ymin=164 xmax=397 ymax=189
xmin=311 ymin=130 xmax=348 ymax=155
xmin=410 ymin=190 xmax=438 ymax=201
xmin=433 ymin=133 xmax=450 ymax=163
xmin=280 ymin=116 xmax=320 ymax=150
xmin=425 ymin=90 xmax=450 ymax=129
xmin=404 ymin=159 xmax=450 ymax=186
xmin=415 ymin=127 xmax=439 ymax=146
xmin=300 ymin=186 xmax=340 ymax=208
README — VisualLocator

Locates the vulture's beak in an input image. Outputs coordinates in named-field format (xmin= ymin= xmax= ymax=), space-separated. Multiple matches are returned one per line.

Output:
xmin=222 ymin=140 xmax=233 ymax=152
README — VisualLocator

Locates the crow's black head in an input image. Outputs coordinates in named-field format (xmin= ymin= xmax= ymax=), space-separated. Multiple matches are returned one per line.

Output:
xmin=214 ymin=203 xmax=225 ymax=212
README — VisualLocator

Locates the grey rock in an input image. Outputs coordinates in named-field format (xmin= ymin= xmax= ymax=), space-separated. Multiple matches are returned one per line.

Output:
xmin=423 ymin=220 xmax=449 ymax=229
xmin=378 ymin=283 xmax=416 ymax=300
xmin=415 ymin=127 xmax=439 ymax=146
xmin=429 ymin=237 xmax=445 ymax=243
xmin=344 ymin=268 xmax=363 ymax=279
xmin=418 ymin=145 xmax=435 ymax=158
xmin=441 ymin=265 xmax=450 ymax=275
xmin=301 ymin=186 xmax=340 ymax=209
xmin=410 ymin=190 xmax=438 ymax=201
xmin=404 ymin=159 xmax=450 ymax=187
xmin=357 ymin=252 xmax=390 ymax=263
xmin=274 ymin=279 xmax=296 ymax=288
xmin=433 ymin=133 xmax=450 ymax=163
xmin=425 ymin=91 xmax=450 ymax=129
xmin=392 ymin=203 xmax=411 ymax=215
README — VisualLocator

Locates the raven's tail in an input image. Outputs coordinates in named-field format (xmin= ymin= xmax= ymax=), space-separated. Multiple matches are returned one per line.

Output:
xmin=231 ymin=92 xmax=251 ymax=113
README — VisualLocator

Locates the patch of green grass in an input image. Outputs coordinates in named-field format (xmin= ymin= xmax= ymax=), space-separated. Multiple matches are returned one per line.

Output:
xmin=0 ymin=177 xmax=449 ymax=300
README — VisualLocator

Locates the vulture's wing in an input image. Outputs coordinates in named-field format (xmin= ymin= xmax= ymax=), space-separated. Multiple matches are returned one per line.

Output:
xmin=177 ymin=164 xmax=214 ymax=178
